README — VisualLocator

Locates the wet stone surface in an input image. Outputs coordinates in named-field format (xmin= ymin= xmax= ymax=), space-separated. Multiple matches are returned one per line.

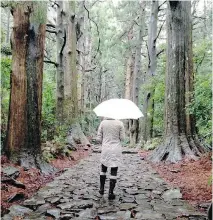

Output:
xmin=3 ymin=152 xmax=207 ymax=220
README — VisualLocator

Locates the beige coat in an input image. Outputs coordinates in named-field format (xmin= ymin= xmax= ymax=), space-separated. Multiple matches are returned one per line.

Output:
xmin=97 ymin=119 xmax=125 ymax=167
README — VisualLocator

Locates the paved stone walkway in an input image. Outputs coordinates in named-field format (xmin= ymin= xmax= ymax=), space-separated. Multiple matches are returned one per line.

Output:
xmin=3 ymin=151 xmax=207 ymax=220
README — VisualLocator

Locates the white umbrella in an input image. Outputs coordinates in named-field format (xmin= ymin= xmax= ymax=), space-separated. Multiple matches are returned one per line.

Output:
xmin=93 ymin=99 xmax=143 ymax=120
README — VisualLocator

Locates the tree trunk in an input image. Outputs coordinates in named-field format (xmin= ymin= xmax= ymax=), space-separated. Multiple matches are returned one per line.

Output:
xmin=6 ymin=8 xmax=10 ymax=43
xmin=76 ymin=1 xmax=85 ymax=117
xmin=203 ymin=0 xmax=207 ymax=39
xmin=56 ymin=0 xmax=65 ymax=124
xmin=64 ymin=1 xmax=78 ymax=121
xmin=148 ymin=0 xmax=205 ymax=163
xmin=129 ymin=2 xmax=145 ymax=145
xmin=141 ymin=0 xmax=158 ymax=143
xmin=5 ymin=3 xmax=30 ymax=161
xmin=5 ymin=2 xmax=54 ymax=172
xmin=124 ymin=28 xmax=134 ymax=137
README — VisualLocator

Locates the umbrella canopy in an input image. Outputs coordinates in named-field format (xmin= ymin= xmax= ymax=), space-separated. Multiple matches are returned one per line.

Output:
xmin=93 ymin=99 xmax=143 ymax=120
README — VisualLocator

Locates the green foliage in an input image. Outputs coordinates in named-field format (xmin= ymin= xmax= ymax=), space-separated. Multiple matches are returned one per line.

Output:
xmin=41 ymin=71 xmax=56 ymax=142
xmin=188 ymin=73 xmax=212 ymax=145
xmin=54 ymin=125 xmax=69 ymax=145
xmin=1 ymin=57 xmax=11 ymax=144
xmin=191 ymin=38 xmax=212 ymax=146
xmin=80 ymin=112 xmax=101 ymax=136
xmin=1 ymin=57 xmax=11 ymax=89
xmin=152 ymin=74 xmax=165 ymax=136
xmin=1 ymin=43 xmax=11 ymax=56
xmin=140 ymin=42 xmax=166 ymax=138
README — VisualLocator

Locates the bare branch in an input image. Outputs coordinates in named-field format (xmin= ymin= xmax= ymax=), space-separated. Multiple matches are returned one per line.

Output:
xmin=154 ymin=19 xmax=166 ymax=42
xmin=156 ymin=49 xmax=165 ymax=57
xmin=90 ymin=0 xmax=100 ymax=8
xmin=193 ymin=21 xmax=201 ymax=26
xmin=140 ymin=53 xmax=147 ymax=58
xmin=110 ymin=21 xmax=136 ymax=48
xmin=44 ymin=60 xmax=58 ymax=67
xmin=84 ymin=2 xmax=101 ymax=60
xmin=146 ymin=42 xmax=151 ymax=68
xmin=193 ymin=15 xmax=206 ymax=20
xmin=46 ymin=23 xmax=56 ymax=28
xmin=133 ymin=20 xmax=139 ymax=26
xmin=60 ymin=29 xmax=66 ymax=55
xmin=85 ymin=66 xmax=97 ymax=72
xmin=158 ymin=1 xmax=166 ymax=10
xmin=46 ymin=29 xmax=57 ymax=34
xmin=49 ymin=0 xmax=59 ymax=8
xmin=77 ymin=61 xmax=97 ymax=72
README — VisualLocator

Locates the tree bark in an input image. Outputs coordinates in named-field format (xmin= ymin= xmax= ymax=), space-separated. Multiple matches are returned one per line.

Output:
xmin=5 ymin=3 xmax=30 ymax=161
xmin=25 ymin=2 xmax=47 ymax=167
xmin=148 ymin=0 xmax=206 ymax=163
xmin=6 ymin=8 xmax=10 ymax=43
xmin=76 ymin=1 xmax=85 ymax=116
xmin=56 ymin=1 xmax=65 ymax=124
xmin=5 ymin=2 xmax=54 ymax=172
xmin=141 ymin=0 xmax=159 ymax=143
xmin=63 ymin=1 xmax=78 ymax=121
xmin=129 ymin=2 xmax=145 ymax=145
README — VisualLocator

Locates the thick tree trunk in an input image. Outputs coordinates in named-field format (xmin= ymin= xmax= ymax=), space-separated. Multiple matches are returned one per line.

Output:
xmin=148 ymin=1 xmax=205 ymax=163
xmin=141 ymin=0 xmax=158 ymax=143
xmin=5 ymin=3 xmax=54 ymax=173
xmin=56 ymin=1 xmax=65 ymax=124
xmin=5 ymin=3 xmax=30 ymax=161
xmin=24 ymin=4 xmax=47 ymax=167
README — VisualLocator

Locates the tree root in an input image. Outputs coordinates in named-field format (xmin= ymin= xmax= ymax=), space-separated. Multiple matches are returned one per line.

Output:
xmin=19 ymin=152 xmax=57 ymax=175
xmin=148 ymin=134 xmax=205 ymax=163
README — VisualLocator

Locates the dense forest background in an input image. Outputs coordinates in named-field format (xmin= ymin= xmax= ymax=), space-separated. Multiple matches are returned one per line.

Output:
xmin=0 ymin=0 xmax=212 ymax=167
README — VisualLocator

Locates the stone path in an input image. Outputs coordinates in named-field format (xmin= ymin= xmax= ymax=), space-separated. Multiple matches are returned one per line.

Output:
xmin=3 ymin=151 xmax=207 ymax=220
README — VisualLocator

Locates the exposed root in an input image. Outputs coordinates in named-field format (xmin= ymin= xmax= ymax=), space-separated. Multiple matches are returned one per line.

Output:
xmin=19 ymin=152 xmax=57 ymax=175
xmin=148 ymin=134 xmax=205 ymax=163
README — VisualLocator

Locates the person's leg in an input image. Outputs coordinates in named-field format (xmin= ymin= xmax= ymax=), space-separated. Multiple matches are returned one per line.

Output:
xmin=99 ymin=164 xmax=107 ymax=195
xmin=108 ymin=167 xmax=118 ymax=200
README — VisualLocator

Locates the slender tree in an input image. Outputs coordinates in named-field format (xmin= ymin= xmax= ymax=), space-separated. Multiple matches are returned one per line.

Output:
xmin=141 ymin=0 xmax=159 ymax=142
xmin=76 ymin=1 xmax=85 ymax=117
xmin=124 ymin=28 xmax=135 ymax=138
xmin=63 ymin=1 xmax=78 ymax=121
xmin=130 ymin=1 xmax=145 ymax=145
xmin=56 ymin=0 xmax=65 ymax=124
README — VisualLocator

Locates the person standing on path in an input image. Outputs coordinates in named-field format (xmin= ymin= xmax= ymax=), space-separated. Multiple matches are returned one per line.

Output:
xmin=96 ymin=118 xmax=125 ymax=200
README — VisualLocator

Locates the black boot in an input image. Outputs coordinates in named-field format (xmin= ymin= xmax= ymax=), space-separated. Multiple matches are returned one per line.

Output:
xmin=99 ymin=175 xmax=106 ymax=195
xmin=108 ymin=179 xmax=116 ymax=200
